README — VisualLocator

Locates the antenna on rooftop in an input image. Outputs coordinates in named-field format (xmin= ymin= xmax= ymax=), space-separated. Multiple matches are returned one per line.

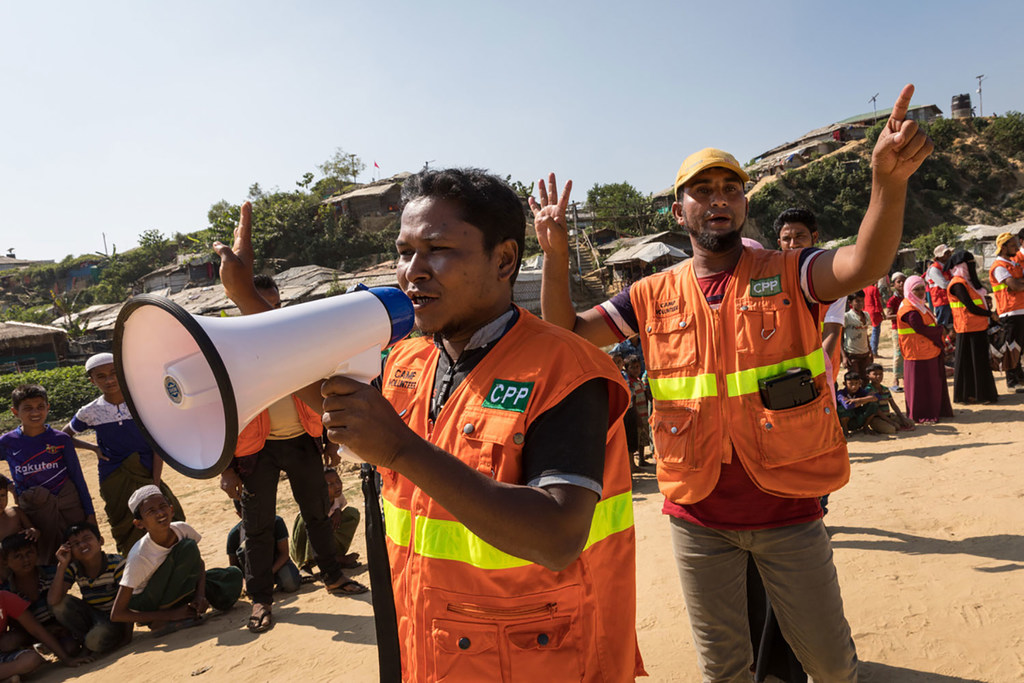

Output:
xmin=976 ymin=75 xmax=986 ymax=117
xmin=869 ymin=93 xmax=879 ymax=122
xmin=422 ymin=160 xmax=435 ymax=171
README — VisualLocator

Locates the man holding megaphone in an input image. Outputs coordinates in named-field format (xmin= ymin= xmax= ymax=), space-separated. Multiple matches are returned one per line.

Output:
xmin=216 ymin=169 xmax=645 ymax=681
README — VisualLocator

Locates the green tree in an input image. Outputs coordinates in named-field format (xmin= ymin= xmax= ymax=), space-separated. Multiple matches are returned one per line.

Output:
xmin=586 ymin=182 xmax=654 ymax=235
xmin=909 ymin=222 xmax=965 ymax=259
xmin=983 ymin=111 xmax=1024 ymax=158
xmin=315 ymin=148 xmax=365 ymax=197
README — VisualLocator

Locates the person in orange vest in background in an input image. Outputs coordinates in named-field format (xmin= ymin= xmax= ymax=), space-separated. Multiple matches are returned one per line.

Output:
xmin=214 ymin=275 xmax=367 ymax=636
xmin=219 ymin=170 xmax=644 ymax=682
xmin=897 ymin=276 xmax=954 ymax=423
xmin=988 ymin=232 xmax=1024 ymax=392
xmin=775 ymin=207 xmax=844 ymax=393
xmin=1012 ymin=227 xmax=1024 ymax=266
xmin=535 ymin=86 xmax=932 ymax=683
xmin=946 ymin=250 xmax=999 ymax=404
xmin=926 ymin=244 xmax=954 ymax=330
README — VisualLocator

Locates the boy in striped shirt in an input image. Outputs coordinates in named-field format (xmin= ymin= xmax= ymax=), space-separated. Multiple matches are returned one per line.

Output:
xmin=46 ymin=522 xmax=131 ymax=655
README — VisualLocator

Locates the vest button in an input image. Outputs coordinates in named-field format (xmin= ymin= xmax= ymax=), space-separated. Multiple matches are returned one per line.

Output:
xmin=458 ymin=637 xmax=471 ymax=650
xmin=782 ymin=298 xmax=790 ymax=305
xmin=537 ymin=633 xmax=549 ymax=646
xmin=740 ymin=305 xmax=749 ymax=311
xmin=824 ymin=407 xmax=831 ymax=415
xmin=764 ymin=422 xmax=773 ymax=430
xmin=646 ymin=325 xmax=652 ymax=332
xmin=678 ymin=320 xmax=686 ymax=328
xmin=670 ymin=426 xmax=678 ymax=434
xmin=463 ymin=423 xmax=475 ymax=435
xmin=513 ymin=432 xmax=525 ymax=445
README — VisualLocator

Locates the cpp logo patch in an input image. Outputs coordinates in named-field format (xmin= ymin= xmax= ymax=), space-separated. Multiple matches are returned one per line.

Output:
xmin=749 ymin=275 xmax=782 ymax=298
xmin=482 ymin=380 xmax=534 ymax=413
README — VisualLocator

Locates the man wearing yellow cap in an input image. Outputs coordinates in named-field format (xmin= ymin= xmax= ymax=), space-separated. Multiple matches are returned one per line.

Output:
xmin=534 ymin=85 xmax=932 ymax=681
xmin=988 ymin=232 xmax=1024 ymax=390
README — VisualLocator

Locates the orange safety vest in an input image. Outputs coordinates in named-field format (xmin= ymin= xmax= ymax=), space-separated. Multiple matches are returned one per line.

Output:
xmin=926 ymin=260 xmax=950 ymax=307
xmin=988 ymin=257 xmax=1024 ymax=316
xmin=947 ymin=276 xmax=989 ymax=334
xmin=234 ymin=395 xmax=323 ymax=457
xmin=630 ymin=248 xmax=849 ymax=505
xmin=379 ymin=308 xmax=644 ymax=683
xmin=896 ymin=299 xmax=941 ymax=361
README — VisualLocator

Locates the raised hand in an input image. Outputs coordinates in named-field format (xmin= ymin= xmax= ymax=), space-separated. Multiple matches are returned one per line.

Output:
xmin=212 ymin=201 xmax=263 ymax=311
xmin=871 ymin=84 xmax=934 ymax=183
xmin=528 ymin=173 xmax=573 ymax=259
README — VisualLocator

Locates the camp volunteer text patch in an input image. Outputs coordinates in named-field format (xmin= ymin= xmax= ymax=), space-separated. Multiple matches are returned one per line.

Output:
xmin=482 ymin=380 xmax=534 ymax=412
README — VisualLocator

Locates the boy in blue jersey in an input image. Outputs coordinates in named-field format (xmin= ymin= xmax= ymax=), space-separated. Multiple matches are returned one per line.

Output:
xmin=0 ymin=385 xmax=94 ymax=563
xmin=63 ymin=353 xmax=185 ymax=555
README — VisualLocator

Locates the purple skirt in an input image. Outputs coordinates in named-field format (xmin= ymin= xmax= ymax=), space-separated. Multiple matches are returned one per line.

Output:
xmin=904 ymin=355 xmax=954 ymax=422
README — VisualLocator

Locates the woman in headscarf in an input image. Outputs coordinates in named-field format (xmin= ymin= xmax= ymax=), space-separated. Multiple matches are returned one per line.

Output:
xmin=897 ymin=275 xmax=954 ymax=422
xmin=947 ymin=250 xmax=999 ymax=403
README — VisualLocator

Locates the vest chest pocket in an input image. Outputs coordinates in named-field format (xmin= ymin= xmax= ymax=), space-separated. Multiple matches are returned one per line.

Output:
xmin=643 ymin=313 xmax=697 ymax=371
xmin=651 ymin=407 xmax=697 ymax=469
xmin=458 ymin=407 xmax=526 ymax=481
xmin=733 ymin=298 xmax=791 ymax=362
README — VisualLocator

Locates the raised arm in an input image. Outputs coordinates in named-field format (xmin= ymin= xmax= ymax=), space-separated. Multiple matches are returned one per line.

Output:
xmin=531 ymin=174 xmax=620 ymax=347
xmin=811 ymin=85 xmax=934 ymax=302
xmin=212 ymin=201 xmax=273 ymax=315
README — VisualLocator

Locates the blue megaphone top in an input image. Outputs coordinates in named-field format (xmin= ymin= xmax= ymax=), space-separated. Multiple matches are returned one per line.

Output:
xmin=360 ymin=284 xmax=415 ymax=346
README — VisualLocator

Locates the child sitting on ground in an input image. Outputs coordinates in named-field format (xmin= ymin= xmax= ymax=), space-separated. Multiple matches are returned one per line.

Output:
xmin=63 ymin=353 xmax=186 ymax=556
xmin=291 ymin=466 xmax=360 ymax=573
xmin=110 ymin=486 xmax=243 ymax=637
xmin=0 ymin=532 xmax=76 ymax=655
xmin=0 ymin=384 xmax=95 ymax=563
xmin=836 ymin=371 xmax=896 ymax=436
xmin=864 ymin=363 xmax=914 ymax=432
xmin=47 ymin=522 xmax=132 ymax=656
xmin=227 ymin=500 xmax=301 ymax=594
xmin=0 ymin=475 xmax=38 ymax=581
xmin=0 ymin=588 xmax=88 ymax=678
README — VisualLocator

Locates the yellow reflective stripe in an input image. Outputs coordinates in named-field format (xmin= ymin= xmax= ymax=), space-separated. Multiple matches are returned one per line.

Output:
xmin=381 ymin=497 xmax=412 ymax=547
xmin=725 ymin=348 xmax=826 ymax=397
xmin=994 ymin=283 xmax=1007 ymax=292
xmin=413 ymin=491 xmax=634 ymax=570
xmin=949 ymin=299 xmax=983 ymax=309
xmin=649 ymin=373 xmax=718 ymax=400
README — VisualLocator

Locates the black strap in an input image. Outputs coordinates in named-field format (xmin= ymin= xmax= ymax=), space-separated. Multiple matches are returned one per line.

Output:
xmin=361 ymin=463 xmax=402 ymax=682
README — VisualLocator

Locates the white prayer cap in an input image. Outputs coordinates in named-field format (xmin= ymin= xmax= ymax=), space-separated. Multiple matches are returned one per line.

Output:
xmin=128 ymin=485 xmax=163 ymax=515
xmin=85 ymin=353 xmax=114 ymax=372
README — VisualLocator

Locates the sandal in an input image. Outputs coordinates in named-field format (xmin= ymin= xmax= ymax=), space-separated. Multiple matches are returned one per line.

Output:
xmin=340 ymin=552 xmax=361 ymax=569
xmin=247 ymin=603 xmax=273 ymax=634
xmin=327 ymin=577 xmax=369 ymax=596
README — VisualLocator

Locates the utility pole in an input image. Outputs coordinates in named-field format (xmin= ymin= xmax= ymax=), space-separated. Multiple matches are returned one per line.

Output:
xmin=868 ymin=93 xmax=879 ymax=122
xmin=976 ymin=74 xmax=986 ymax=117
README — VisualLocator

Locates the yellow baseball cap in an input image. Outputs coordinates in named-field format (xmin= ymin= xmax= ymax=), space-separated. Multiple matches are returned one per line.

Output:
xmin=674 ymin=148 xmax=750 ymax=197
xmin=996 ymin=232 xmax=1015 ymax=252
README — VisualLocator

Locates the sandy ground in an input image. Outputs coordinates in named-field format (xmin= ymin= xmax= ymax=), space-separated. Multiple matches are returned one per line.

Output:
xmin=33 ymin=340 xmax=1024 ymax=682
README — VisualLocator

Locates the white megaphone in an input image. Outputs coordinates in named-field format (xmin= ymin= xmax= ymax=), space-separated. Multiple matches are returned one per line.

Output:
xmin=113 ymin=285 xmax=414 ymax=479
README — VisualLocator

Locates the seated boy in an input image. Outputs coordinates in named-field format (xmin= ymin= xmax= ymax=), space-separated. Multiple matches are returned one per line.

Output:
xmin=864 ymin=363 xmax=914 ymax=432
xmin=0 ymin=532 xmax=76 ymax=655
xmin=0 ymin=474 xmax=37 ymax=544
xmin=226 ymin=500 xmax=301 ymax=597
xmin=0 ymin=384 xmax=95 ymax=563
xmin=836 ymin=371 xmax=895 ymax=436
xmin=111 ymin=486 xmax=242 ymax=636
xmin=291 ymin=466 xmax=360 ymax=573
xmin=63 ymin=353 xmax=186 ymax=556
xmin=0 ymin=589 xmax=88 ymax=678
xmin=47 ymin=522 xmax=132 ymax=656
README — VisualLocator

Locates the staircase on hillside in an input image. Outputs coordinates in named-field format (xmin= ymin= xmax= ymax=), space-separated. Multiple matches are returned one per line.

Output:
xmin=569 ymin=228 xmax=607 ymax=307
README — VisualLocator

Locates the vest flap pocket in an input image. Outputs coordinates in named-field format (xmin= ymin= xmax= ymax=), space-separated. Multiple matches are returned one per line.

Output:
xmin=432 ymin=619 xmax=499 ymax=654
xmin=651 ymin=407 xmax=696 ymax=468
xmin=752 ymin=392 xmax=843 ymax=468
xmin=643 ymin=313 xmax=697 ymax=369
xmin=431 ymin=619 xmax=500 ymax=682
xmin=506 ymin=616 xmax=573 ymax=651
xmin=734 ymin=297 xmax=790 ymax=360
xmin=459 ymin=405 xmax=526 ymax=446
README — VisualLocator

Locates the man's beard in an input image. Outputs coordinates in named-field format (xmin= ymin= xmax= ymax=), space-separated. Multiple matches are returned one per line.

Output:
xmin=687 ymin=219 xmax=744 ymax=253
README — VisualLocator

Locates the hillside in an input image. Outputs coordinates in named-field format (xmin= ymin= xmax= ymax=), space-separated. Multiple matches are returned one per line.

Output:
xmin=746 ymin=114 xmax=1024 ymax=241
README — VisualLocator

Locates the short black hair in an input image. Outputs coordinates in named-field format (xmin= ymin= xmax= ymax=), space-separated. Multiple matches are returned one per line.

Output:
xmin=865 ymin=363 xmax=883 ymax=374
xmin=64 ymin=521 xmax=102 ymax=542
xmin=844 ymin=371 xmax=862 ymax=384
xmin=773 ymin=208 xmax=818 ymax=239
xmin=847 ymin=290 xmax=865 ymax=302
xmin=11 ymin=384 xmax=47 ymax=410
xmin=0 ymin=531 xmax=36 ymax=558
xmin=253 ymin=274 xmax=278 ymax=291
xmin=401 ymin=168 xmax=525 ymax=285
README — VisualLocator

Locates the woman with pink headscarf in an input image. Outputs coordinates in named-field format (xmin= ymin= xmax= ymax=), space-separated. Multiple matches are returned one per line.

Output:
xmin=897 ymin=275 xmax=953 ymax=422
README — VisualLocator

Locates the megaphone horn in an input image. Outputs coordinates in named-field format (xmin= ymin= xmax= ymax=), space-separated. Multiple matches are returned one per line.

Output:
xmin=113 ymin=285 xmax=414 ymax=479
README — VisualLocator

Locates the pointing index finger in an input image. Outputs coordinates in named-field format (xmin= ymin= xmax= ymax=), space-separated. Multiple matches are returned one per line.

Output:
xmin=234 ymin=201 xmax=253 ymax=252
xmin=888 ymin=84 xmax=915 ymax=129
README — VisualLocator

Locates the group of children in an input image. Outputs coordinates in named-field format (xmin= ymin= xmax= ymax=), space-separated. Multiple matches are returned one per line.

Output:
xmin=836 ymin=363 xmax=914 ymax=437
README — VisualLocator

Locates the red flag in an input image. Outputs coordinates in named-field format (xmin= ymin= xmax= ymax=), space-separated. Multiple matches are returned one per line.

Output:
xmin=374 ymin=161 xmax=380 ymax=169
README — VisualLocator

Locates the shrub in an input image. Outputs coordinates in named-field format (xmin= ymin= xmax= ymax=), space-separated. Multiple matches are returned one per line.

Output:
xmin=0 ymin=365 xmax=96 ymax=431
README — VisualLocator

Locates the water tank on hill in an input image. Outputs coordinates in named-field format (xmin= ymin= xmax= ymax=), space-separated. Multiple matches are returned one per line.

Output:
xmin=951 ymin=93 xmax=972 ymax=119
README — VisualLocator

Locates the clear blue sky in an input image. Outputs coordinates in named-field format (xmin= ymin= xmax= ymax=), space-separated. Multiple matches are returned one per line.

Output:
xmin=2 ymin=1 xmax=1022 ymax=261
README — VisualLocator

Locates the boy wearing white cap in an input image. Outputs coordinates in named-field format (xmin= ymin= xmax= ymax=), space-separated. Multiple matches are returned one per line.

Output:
xmin=63 ymin=353 xmax=185 ymax=555
xmin=110 ymin=486 xmax=241 ymax=635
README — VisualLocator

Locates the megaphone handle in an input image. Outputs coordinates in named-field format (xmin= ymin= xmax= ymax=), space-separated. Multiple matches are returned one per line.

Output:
xmin=330 ymin=346 xmax=383 ymax=462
